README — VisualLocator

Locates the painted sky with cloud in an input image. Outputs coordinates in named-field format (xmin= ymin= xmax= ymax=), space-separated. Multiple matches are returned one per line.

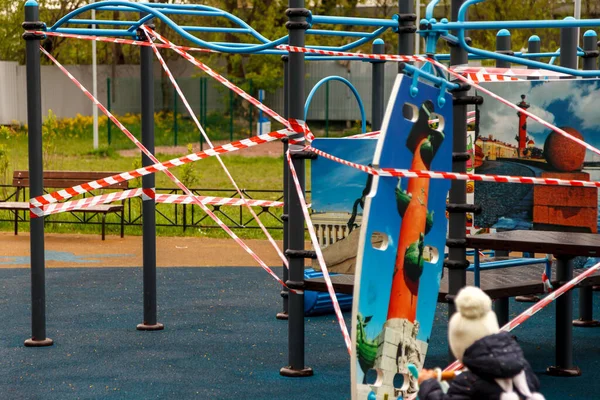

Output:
xmin=479 ymin=79 xmax=600 ymax=161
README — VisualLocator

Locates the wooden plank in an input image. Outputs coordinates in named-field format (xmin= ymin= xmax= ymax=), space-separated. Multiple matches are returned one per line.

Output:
xmin=467 ymin=230 xmax=600 ymax=258
xmin=304 ymin=274 xmax=354 ymax=295
xmin=0 ymin=202 xmax=29 ymax=210
xmin=438 ymin=263 xmax=600 ymax=301
xmin=12 ymin=170 xmax=129 ymax=189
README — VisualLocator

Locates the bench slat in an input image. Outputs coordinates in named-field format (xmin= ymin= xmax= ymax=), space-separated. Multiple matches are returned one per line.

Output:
xmin=13 ymin=171 xmax=129 ymax=189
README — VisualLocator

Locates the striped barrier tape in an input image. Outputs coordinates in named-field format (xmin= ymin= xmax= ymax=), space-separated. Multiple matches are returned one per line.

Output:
xmin=462 ymin=72 xmax=521 ymax=82
xmin=30 ymin=127 xmax=295 ymax=208
xmin=32 ymin=190 xmax=283 ymax=217
xmin=451 ymin=66 xmax=570 ymax=78
xmin=143 ymin=28 xmax=289 ymax=269
xmin=443 ymin=260 xmax=600 ymax=374
xmin=154 ymin=194 xmax=283 ymax=208
xmin=308 ymin=146 xmax=600 ymax=189
xmin=31 ymin=30 xmax=556 ymax=85
xmin=286 ymin=150 xmax=352 ymax=355
xmin=30 ymin=188 xmax=144 ymax=217
xmin=40 ymin=45 xmax=293 ymax=293
xmin=144 ymin=27 xmax=314 ymax=143
xmin=31 ymin=30 xmax=215 ymax=53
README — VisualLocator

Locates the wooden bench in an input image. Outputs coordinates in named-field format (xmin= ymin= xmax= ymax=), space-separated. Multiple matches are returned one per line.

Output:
xmin=0 ymin=171 xmax=129 ymax=240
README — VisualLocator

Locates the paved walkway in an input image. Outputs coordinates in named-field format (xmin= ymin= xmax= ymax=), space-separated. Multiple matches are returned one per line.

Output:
xmin=0 ymin=232 xmax=308 ymax=268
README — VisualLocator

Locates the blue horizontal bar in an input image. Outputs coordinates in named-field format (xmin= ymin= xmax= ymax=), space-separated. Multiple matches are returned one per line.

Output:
xmin=151 ymin=9 xmax=223 ymax=17
xmin=306 ymin=29 xmax=372 ymax=38
xmin=311 ymin=15 xmax=398 ymax=28
xmin=53 ymin=27 xmax=137 ymax=37
xmin=182 ymin=26 xmax=251 ymax=34
xmin=67 ymin=19 xmax=139 ymax=26
xmin=96 ymin=6 xmax=138 ymax=12
xmin=436 ymin=18 xmax=600 ymax=31
xmin=468 ymin=258 xmax=549 ymax=271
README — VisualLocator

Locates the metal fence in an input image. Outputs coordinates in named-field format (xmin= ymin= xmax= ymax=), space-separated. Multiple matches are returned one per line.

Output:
xmin=0 ymin=185 xmax=290 ymax=233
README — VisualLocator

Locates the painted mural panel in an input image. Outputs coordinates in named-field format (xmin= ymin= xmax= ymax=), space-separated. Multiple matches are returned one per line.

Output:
xmin=474 ymin=80 xmax=600 ymax=234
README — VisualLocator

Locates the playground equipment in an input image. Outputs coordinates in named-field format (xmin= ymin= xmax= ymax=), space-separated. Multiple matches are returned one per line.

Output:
xmin=19 ymin=0 xmax=600 ymax=399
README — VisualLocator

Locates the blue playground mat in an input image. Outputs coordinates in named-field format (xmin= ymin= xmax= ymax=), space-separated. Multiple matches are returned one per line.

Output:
xmin=1 ymin=267 xmax=599 ymax=399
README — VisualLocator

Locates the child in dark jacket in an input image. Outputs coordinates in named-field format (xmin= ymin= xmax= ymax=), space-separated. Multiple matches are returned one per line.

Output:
xmin=418 ymin=286 xmax=545 ymax=400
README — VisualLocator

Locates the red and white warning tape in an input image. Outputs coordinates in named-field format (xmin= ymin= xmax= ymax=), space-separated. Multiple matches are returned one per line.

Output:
xmin=443 ymin=260 xmax=600 ymax=373
xmin=30 ymin=188 xmax=144 ymax=217
xmin=30 ymin=127 xmax=294 ymax=208
xmin=287 ymin=150 xmax=352 ymax=355
xmin=32 ymin=30 xmax=215 ymax=53
xmin=462 ymin=72 xmax=520 ymax=82
xmin=40 ymin=46 xmax=292 ymax=293
xmin=145 ymin=27 xmax=314 ymax=143
xmin=308 ymin=146 xmax=600 ymax=189
xmin=144 ymin=28 xmax=289 ymax=269
xmin=31 ymin=190 xmax=282 ymax=218
xmin=155 ymin=194 xmax=283 ymax=208
xmin=451 ymin=66 xmax=570 ymax=78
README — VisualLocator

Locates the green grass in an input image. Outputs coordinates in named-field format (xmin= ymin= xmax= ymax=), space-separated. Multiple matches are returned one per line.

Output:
xmin=0 ymin=113 xmax=318 ymax=241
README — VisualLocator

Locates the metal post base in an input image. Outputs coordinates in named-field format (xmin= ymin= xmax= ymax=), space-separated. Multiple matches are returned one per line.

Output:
xmin=280 ymin=366 xmax=314 ymax=377
xmin=24 ymin=338 xmax=53 ymax=347
xmin=546 ymin=365 xmax=581 ymax=377
xmin=276 ymin=312 xmax=289 ymax=320
xmin=515 ymin=295 xmax=540 ymax=302
xmin=136 ymin=322 xmax=164 ymax=331
xmin=572 ymin=319 xmax=600 ymax=328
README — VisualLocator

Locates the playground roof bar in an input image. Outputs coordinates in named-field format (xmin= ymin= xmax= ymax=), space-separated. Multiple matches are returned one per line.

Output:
xmin=309 ymin=15 xmax=399 ymax=29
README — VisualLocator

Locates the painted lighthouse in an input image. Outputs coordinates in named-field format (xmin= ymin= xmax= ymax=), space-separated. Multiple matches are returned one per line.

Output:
xmin=515 ymin=94 xmax=531 ymax=158
xmin=372 ymin=100 xmax=444 ymax=396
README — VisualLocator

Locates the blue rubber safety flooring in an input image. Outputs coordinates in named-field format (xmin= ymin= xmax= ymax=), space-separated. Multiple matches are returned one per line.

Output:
xmin=1 ymin=267 xmax=599 ymax=399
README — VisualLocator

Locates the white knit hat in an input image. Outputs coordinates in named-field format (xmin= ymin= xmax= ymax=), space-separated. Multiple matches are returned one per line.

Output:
xmin=448 ymin=286 xmax=500 ymax=362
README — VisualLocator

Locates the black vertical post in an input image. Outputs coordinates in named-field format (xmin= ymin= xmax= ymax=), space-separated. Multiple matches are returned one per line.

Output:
xmin=23 ymin=0 xmax=52 ymax=347
xmin=527 ymin=35 xmax=541 ymax=72
xmin=137 ymin=20 xmax=163 ymax=332
xmin=277 ymin=55 xmax=290 ymax=321
xmin=547 ymin=19 xmax=580 ymax=376
xmin=573 ymin=30 xmax=600 ymax=328
xmin=447 ymin=0 xmax=469 ymax=362
xmin=371 ymin=39 xmax=385 ymax=132
xmin=398 ymin=0 xmax=416 ymax=71
xmin=280 ymin=0 xmax=312 ymax=377
xmin=492 ymin=29 xmax=511 ymax=326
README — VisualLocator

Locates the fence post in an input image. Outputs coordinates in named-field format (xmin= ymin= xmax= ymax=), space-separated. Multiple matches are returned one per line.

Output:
xmin=249 ymin=79 xmax=253 ymax=136
xmin=173 ymin=81 xmax=178 ymax=146
xmin=229 ymin=88 xmax=234 ymax=141
xmin=199 ymin=78 xmax=203 ymax=150
xmin=107 ymin=77 xmax=112 ymax=145
xmin=137 ymin=17 xmax=163 ymax=332
xmin=23 ymin=0 xmax=53 ymax=348
xmin=325 ymin=80 xmax=329 ymax=137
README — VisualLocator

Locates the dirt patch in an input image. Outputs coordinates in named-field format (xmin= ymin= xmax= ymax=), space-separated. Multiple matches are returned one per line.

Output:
xmin=118 ymin=140 xmax=284 ymax=158
xmin=0 ymin=232 xmax=310 ymax=268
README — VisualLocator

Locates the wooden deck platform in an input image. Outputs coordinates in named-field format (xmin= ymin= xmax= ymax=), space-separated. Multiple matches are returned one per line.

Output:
xmin=304 ymin=262 xmax=600 ymax=300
